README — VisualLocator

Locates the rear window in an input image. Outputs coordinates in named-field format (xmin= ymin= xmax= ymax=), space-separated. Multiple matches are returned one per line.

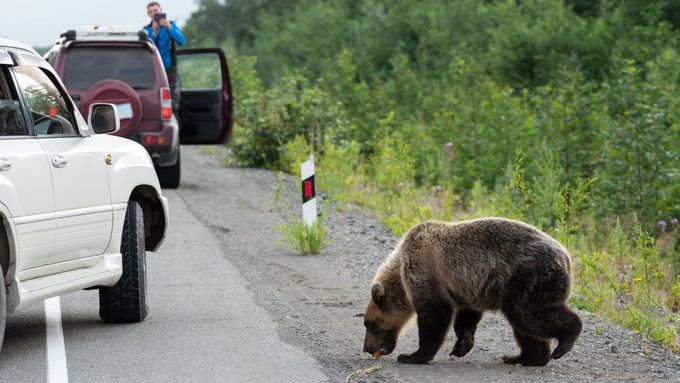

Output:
xmin=63 ymin=46 xmax=156 ymax=90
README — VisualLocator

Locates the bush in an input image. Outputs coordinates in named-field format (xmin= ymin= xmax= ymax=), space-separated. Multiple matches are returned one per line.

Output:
xmin=230 ymin=71 xmax=350 ymax=169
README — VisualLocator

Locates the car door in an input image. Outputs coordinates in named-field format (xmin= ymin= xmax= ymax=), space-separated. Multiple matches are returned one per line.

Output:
xmin=176 ymin=48 xmax=233 ymax=144
xmin=11 ymin=62 xmax=113 ymax=266
xmin=0 ymin=61 xmax=55 ymax=272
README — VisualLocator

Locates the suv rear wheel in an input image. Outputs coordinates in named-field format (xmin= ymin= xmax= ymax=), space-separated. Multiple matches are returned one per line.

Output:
xmin=99 ymin=200 xmax=148 ymax=323
xmin=156 ymin=149 xmax=181 ymax=189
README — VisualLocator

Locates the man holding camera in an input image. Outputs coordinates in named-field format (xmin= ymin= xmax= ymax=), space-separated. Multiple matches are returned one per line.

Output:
xmin=144 ymin=1 xmax=186 ymax=112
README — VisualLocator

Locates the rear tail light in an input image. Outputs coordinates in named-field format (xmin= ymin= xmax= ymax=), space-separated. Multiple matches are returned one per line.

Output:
xmin=160 ymin=87 xmax=172 ymax=121
xmin=144 ymin=135 xmax=166 ymax=146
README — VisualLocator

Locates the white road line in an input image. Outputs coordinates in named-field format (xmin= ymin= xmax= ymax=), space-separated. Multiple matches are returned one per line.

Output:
xmin=45 ymin=297 xmax=69 ymax=383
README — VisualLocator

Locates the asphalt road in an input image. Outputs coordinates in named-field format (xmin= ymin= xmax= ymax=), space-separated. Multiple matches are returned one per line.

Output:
xmin=1 ymin=146 xmax=678 ymax=383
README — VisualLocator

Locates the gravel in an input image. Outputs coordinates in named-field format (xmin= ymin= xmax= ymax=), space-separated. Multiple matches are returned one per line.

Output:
xmin=181 ymin=146 xmax=680 ymax=382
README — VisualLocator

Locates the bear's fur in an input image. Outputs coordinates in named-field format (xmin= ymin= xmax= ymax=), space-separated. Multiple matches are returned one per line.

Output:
xmin=362 ymin=218 xmax=582 ymax=366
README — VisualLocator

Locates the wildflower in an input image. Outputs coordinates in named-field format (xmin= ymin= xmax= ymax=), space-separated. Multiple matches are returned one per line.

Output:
xmin=657 ymin=220 xmax=667 ymax=228
xmin=671 ymin=218 xmax=679 ymax=226
xmin=434 ymin=186 xmax=443 ymax=194
xmin=633 ymin=276 xmax=642 ymax=283
xmin=444 ymin=142 xmax=453 ymax=155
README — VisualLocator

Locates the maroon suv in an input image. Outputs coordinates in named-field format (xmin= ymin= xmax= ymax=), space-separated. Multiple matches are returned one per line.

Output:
xmin=44 ymin=27 xmax=232 ymax=188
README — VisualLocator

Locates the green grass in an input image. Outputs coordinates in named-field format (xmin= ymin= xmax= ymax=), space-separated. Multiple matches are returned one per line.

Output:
xmin=278 ymin=218 xmax=328 ymax=255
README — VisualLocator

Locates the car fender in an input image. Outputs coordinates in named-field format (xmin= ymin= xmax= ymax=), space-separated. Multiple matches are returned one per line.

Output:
xmin=0 ymin=201 xmax=19 ymax=286
xmin=88 ymin=135 xmax=168 ymax=252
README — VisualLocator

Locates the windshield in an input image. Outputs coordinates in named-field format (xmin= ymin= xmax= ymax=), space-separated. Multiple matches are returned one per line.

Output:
xmin=63 ymin=46 xmax=155 ymax=90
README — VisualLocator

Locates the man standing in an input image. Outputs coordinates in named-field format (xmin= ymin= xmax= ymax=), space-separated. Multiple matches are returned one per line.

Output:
xmin=144 ymin=1 xmax=186 ymax=112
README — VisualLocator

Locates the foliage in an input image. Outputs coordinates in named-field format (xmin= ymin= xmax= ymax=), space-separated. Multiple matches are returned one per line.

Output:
xmin=574 ymin=225 xmax=679 ymax=351
xmin=280 ymin=135 xmax=314 ymax=176
xmin=278 ymin=218 xmax=328 ymax=255
xmin=317 ymin=140 xmax=362 ymax=204
xmin=229 ymin=67 xmax=350 ymax=169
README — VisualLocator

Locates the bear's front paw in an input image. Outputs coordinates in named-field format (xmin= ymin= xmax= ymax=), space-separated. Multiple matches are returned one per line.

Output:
xmin=502 ymin=354 xmax=550 ymax=367
xmin=397 ymin=353 xmax=430 ymax=364
xmin=450 ymin=338 xmax=474 ymax=357
xmin=502 ymin=354 xmax=523 ymax=365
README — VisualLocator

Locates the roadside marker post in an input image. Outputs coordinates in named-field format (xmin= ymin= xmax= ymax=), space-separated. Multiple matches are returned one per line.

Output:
xmin=301 ymin=155 xmax=317 ymax=227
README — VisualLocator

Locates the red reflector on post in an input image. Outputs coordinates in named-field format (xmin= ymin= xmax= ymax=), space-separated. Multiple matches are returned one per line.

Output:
xmin=301 ymin=175 xmax=315 ymax=203
xmin=304 ymin=180 xmax=312 ymax=198
xmin=48 ymin=106 xmax=58 ymax=116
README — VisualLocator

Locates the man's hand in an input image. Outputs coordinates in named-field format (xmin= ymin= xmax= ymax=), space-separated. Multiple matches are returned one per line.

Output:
xmin=159 ymin=18 xmax=171 ymax=28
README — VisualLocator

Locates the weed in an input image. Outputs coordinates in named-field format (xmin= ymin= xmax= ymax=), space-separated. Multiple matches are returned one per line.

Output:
xmin=271 ymin=171 xmax=287 ymax=211
xmin=278 ymin=218 xmax=328 ymax=255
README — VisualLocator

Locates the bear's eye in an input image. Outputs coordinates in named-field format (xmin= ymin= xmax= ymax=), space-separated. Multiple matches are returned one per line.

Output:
xmin=364 ymin=321 xmax=376 ymax=331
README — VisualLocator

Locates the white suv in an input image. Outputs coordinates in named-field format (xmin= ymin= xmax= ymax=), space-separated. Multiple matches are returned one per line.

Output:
xmin=0 ymin=38 xmax=168 ymax=351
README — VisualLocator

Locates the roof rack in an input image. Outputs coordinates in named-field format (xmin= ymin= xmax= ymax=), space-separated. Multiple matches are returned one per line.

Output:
xmin=60 ymin=27 xmax=150 ymax=43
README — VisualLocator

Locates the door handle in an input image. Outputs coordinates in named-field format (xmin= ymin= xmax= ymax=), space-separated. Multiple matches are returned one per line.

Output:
xmin=52 ymin=155 xmax=68 ymax=168
xmin=0 ymin=158 xmax=11 ymax=171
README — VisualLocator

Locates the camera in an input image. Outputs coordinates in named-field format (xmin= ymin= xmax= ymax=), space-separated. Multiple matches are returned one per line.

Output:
xmin=153 ymin=13 xmax=166 ymax=22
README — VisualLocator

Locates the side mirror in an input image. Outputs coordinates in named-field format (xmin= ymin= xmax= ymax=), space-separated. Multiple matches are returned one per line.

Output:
xmin=88 ymin=103 xmax=120 ymax=134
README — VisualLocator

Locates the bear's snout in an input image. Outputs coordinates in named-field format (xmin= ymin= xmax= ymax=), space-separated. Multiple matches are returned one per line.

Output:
xmin=364 ymin=331 xmax=393 ymax=357
xmin=363 ymin=333 xmax=384 ymax=356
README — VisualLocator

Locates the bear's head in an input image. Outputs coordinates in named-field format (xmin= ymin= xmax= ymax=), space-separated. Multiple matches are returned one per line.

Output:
xmin=363 ymin=280 xmax=414 ymax=358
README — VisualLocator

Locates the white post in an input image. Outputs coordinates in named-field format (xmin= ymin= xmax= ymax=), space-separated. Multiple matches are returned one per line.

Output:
xmin=301 ymin=155 xmax=317 ymax=227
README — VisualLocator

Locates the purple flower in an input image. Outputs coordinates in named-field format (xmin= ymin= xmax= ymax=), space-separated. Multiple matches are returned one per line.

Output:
xmin=658 ymin=220 xmax=667 ymax=228
xmin=671 ymin=218 xmax=679 ymax=226
xmin=444 ymin=142 xmax=453 ymax=155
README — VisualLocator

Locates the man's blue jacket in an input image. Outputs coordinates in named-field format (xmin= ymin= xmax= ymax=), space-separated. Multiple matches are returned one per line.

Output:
xmin=143 ymin=21 xmax=186 ymax=69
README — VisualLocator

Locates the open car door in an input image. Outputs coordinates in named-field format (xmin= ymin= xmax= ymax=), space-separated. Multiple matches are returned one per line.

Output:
xmin=176 ymin=48 xmax=233 ymax=144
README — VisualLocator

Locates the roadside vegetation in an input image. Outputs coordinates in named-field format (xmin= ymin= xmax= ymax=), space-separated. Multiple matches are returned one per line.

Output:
xmin=186 ymin=0 xmax=680 ymax=350
xmin=278 ymin=218 xmax=328 ymax=255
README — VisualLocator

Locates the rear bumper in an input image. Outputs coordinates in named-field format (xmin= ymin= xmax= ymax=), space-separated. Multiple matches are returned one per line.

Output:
xmin=128 ymin=117 xmax=180 ymax=167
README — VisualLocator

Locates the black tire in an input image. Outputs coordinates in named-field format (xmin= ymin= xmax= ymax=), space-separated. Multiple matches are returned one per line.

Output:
xmin=157 ymin=150 xmax=181 ymax=189
xmin=99 ymin=200 xmax=148 ymax=323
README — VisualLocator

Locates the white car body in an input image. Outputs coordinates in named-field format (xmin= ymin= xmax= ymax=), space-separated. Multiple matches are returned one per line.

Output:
xmin=0 ymin=38 xmax=168 ymax=315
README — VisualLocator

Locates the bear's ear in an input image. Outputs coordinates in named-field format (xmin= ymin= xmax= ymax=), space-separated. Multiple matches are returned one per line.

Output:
xmin=371 ymin=283 xmax=386 ymax=304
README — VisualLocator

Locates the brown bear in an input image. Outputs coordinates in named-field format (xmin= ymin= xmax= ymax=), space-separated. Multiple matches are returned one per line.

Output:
xmin=362 ymin=217 xmax=582 ymax=366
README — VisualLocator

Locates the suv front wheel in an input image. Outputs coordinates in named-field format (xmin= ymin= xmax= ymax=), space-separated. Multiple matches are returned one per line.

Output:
xmin=99 ymin=200 xmax=148 ymax=323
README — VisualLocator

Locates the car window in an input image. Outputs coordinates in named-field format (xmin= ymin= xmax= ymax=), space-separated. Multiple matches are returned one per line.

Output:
xmin=177 ymin=53 xmax=222 ymax=90
xmin=0 ymin=66 xmax=28 ymax=137
xmin=63 ymin=47 xmax=156 ymax=90
xmin=13 ymin=65 xmax=77 ymax=136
